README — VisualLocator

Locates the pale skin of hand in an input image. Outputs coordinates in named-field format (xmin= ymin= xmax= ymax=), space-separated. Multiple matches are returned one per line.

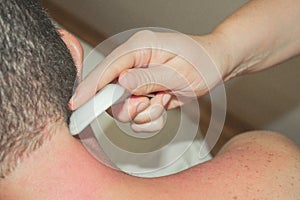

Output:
xmin=69 ymin=0 xmax=300 ymax=132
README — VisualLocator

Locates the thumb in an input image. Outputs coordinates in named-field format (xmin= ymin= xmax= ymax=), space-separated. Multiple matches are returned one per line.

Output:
xmin=119 ymin=65 xmax=181 ymax=95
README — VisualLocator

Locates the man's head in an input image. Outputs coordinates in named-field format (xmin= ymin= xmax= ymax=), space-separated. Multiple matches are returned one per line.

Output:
xmin=0 ymin=0 xmax=79 ymax=178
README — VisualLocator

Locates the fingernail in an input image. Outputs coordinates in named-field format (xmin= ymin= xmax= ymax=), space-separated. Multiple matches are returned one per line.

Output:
xmin=69 ymin=92 xmax=78 ymax=110
xmin=119 ymin=73 xmax=138 ymax=91
xmin=162 ymin=94 xmax=171 ymax=106
xmin=68 ymin=101 xmax=73 ymax=110
xmin=136 ymin=102 xmax=148 ymax=113
xmin=68 ymin=98 xmax=75 ymax=110
xmin=131 ymin=123 xmax=143 ymax=133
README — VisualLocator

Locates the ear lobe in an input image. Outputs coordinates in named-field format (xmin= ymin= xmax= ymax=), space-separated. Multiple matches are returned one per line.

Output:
xmin=59 ymin=29 xmax=83 ymax=80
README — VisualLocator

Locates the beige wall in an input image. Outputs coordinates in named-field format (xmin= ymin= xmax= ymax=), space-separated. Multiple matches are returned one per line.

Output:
xmin=47 ymin=0 xmax=300 ymax=146
xmin=46 ymin=0 xmax=248 ymax=36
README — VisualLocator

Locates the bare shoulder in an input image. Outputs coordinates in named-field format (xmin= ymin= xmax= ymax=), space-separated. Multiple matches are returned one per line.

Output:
xmin=222 ymin=130 xmax=300 ymax=156
xmin=135 ymin=131 xmax=300 ymax=200
xmin=188 ymin=131 xmax=300 ymax=199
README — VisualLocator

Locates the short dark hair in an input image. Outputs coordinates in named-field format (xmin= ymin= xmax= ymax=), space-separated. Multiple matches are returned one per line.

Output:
xmin=0 ymin=0 xmax=77 ymax=178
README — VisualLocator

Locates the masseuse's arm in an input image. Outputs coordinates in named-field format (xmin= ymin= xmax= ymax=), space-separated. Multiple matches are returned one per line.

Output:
xmin=69 ymin=0 xmax=300 ymax=132
xmin=210 ymin=0 xmax=300 ymax=80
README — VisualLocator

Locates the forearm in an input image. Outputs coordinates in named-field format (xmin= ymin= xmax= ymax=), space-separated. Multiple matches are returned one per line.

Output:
xmin=198 ymin=0 xmax=300 ymax=80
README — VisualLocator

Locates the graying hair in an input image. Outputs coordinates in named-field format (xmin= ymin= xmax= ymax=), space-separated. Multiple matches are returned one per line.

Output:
xmin=0 ymin=0 xmax=77 ymax=178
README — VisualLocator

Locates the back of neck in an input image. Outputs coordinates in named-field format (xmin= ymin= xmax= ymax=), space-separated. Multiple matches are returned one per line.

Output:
xmin=1 ymin=125 xmax=126 ymax=200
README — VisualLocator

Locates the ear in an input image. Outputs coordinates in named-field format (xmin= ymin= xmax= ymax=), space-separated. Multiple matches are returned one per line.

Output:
xmin=59 ymin=29 xmax=83 ymax=80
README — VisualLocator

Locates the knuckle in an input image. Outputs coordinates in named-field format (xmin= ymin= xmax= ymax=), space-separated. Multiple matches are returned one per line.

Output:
xmin=131 ymin=30 xmax=155 ymax=41
xmin=133 ymin=48 xmax=152 ymax=67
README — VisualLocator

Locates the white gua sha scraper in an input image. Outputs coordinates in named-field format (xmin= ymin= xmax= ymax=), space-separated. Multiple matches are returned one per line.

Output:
xmin=69 ymin=84 xmax=129 ymax=135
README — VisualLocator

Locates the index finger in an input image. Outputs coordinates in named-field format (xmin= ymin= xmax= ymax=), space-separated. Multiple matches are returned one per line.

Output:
xmin=69 ymin=49 xmax=137 ymax=110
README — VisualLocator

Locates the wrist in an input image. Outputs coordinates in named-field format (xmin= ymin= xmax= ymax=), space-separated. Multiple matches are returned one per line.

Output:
xmin=190 ymin=32 xmax=238 ymax=82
